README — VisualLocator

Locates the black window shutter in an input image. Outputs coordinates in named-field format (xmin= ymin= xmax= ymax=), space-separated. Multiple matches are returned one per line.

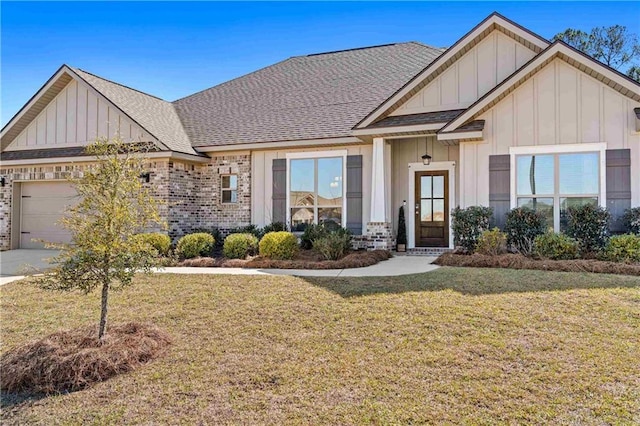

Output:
xmin=272 ymin=159 xmax=287 ymax=224
xmin=346 ymin=155 xmax=363 ymax=235
xmin=489 ymin=155 xmax=511 ymax=229
xmin=606 ymin=149 xmax=631 ymax=233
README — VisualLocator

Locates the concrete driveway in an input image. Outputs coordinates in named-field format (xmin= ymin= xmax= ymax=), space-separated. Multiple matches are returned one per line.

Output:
xmin=0 ymin=249 xmax=59 ymax=284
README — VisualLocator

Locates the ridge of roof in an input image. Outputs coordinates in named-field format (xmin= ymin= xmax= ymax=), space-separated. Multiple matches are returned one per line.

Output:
xmin=72 ymin=67 xmax=167 ymax=101
xmin=304 ymin=43 xmax=399 ymax=57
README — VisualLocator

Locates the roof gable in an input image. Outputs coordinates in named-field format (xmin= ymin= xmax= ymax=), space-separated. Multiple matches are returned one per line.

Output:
xmin=1 ymin=65 xmax=197 ymax=155
xmin=354 ymin=12 xmax=550 ymax=129
xmin=439 ymin=41 xmax=640 ymax=135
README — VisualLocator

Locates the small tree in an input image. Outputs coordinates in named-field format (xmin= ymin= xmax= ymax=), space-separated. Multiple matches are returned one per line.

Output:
xmin=553 ymin=25 xmax=640 ymax=77
xmin=397 ymin=205 xmax=407 ymax=248
xmin=36 ymin=137 xmax=165 ymax=340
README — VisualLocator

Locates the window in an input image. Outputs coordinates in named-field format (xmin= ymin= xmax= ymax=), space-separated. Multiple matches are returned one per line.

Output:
xmin=221 ymin=175 xmax=238 ymax=203
xmin=515 ymin=151 xmax=600 ymax=231
xmin=289 ymin=156 xmax=344 ymax=231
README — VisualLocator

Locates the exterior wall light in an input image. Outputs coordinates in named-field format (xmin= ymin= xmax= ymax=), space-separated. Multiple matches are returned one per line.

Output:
xmin=421 ymin=154 xmax=432 ymax=166
xmin=0 ymin=177 xmax=6 ymax=187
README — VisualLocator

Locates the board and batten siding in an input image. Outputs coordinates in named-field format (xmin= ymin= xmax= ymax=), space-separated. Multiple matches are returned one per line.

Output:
xmin=460 ymin=58 xmax=640 ymax=208
xmin=251 ymin=145 xmax=372 ymax=231
xmin=390 ymin=30 xmax=536 ymax=116
xmin=6 ymin=79 xmax=154 ymax=150
xmin=391 ymin=136 xmax=460 ymax=233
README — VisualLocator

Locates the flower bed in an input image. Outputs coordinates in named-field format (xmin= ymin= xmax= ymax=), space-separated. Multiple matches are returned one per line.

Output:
xmin=434 ymin=253 xmax=640 ymax=276
xmin=179 ymin=249 xmax=392 ymax=269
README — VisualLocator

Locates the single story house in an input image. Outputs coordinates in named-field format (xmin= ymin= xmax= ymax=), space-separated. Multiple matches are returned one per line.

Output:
xmin=1 ymin=12 xmax=639 ymax=251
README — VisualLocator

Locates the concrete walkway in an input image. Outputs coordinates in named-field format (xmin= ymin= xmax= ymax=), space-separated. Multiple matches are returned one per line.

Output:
xmin=157 ymin=255 xmax=439 ymax=277
xmin=0 ymin=249 xmax=60 ymax=285
xmin=0 ymin=250 xmax=439 ymax=286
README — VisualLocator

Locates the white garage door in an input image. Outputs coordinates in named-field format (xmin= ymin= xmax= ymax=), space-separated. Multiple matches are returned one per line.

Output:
xmin=20 ymin=182 xmax=78 ymax=249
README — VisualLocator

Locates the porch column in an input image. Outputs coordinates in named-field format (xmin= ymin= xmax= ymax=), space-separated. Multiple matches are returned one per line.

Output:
xmin=364 ymin=137 xmax=394 ymax=250
xmin=370 ymin=137 xmax=388 ymax=222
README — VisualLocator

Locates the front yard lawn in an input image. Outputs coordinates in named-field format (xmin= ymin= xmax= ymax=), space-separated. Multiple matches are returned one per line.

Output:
xmin=1 ymin=267 xmax=639 ymax=424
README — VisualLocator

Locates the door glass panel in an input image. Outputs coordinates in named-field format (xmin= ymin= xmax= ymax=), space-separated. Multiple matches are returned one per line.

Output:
xmin=420 ymin=176 xmax=432 ymax=199
xmin=420 ymin=200 xmax=432 ymax=222
xmin=433 ymin=199 xmax=445 ymax=221
xmin=433 ymin=176 xmax=444 ymax=198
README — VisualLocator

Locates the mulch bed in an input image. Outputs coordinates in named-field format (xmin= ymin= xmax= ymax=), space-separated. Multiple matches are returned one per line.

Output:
xmin=0 ymin=322 xmax=171 ymax=394
xmin=179 ymin=249 xmax=392 ymax=270
xmin=434 ymin=253 xmax=640 ymax=276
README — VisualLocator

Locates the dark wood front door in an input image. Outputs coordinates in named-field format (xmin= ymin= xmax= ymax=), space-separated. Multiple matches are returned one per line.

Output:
xmin=415 ymin=171 xmax=449 ymax=247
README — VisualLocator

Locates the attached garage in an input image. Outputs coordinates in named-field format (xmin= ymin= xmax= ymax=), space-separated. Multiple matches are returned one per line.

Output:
xmin=18 ymin=182 xmax=78 ymax=248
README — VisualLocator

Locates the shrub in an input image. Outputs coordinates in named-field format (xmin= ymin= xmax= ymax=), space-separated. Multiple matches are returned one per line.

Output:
xmin=193 ymin=227 xmax=223 ymax=248
xmin=476 ymin=228 xmax=507 ymax=256
xmin=223 ymin=233 xmax=259 ymax=259
xmin=623 ymin=207 xmax=640 ymax=235
xmin=533 ymin=232 xmax=579 ymax=260
xmin=397 ymin=206 xmax=407 ymax=246
xmin=229 ymin=224 xmax=264 ymax=240
xmin=313 ymin=232 xmax=352 ymax=260
xmin=259 ymin=231 xmax=298 ymax=260
xmin=300 ymin=223 xmax=329 ymax=249
xmin=564 ymin=204 xmax=610 ymax=255
xmin=132 ymin=233 xmax=171 ymax=256
xmin=451 ymin=206 xmax=493 ymax=253
xmin=504 ymin=207 xmax=548 ymax=255
xmin=603 ymin=234 xmax=640 ymax=263
xmin=175 ymin=233 xmax=215 ymax=259
xmin=262 ymin=222 xmax=288 ymax=234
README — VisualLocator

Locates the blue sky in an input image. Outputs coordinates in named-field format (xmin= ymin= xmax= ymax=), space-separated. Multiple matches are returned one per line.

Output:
xmin=2 ymin=1 xmax=639 ymax=126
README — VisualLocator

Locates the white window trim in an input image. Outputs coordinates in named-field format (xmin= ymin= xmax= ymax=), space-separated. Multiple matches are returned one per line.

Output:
xmin=407 ymin=161 xmax=456 ymax=250
xmin=509 ymin=143 xmax=607 ymax=231
xmin=285 ymin=150 xmax=348 ymax=228
xmin=221 ymin=174 xmax=238 ymax=204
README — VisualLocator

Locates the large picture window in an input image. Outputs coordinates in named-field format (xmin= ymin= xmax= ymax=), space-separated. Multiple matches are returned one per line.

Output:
xmin=289 ymin=156 xmax=343 ymax=231
xmin=516 ymin=151 xmax=600 ymax=231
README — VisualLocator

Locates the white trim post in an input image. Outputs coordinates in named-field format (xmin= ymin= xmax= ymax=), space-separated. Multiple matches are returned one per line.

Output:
xmin=370 ymin=137 xmax=387 ymax=222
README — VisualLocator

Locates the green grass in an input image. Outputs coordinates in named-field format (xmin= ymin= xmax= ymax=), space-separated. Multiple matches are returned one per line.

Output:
xmin=2 ymin=267 xmax=639 ymax=424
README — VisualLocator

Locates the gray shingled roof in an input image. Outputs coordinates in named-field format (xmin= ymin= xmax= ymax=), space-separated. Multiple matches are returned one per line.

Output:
xmin=365 ymin=109 xmax=465 ymax=129
xmin=173 ymin=42 xmax=443 ymax=147
xmin=72 ymin=68 xmax=198 ymax=155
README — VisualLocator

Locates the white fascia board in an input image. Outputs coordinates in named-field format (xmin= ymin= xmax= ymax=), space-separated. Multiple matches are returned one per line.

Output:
xmin=195 ymin=136 xmax=364 ymax=153
xmin=437 ymin=130 xmax=483 ymax=141
xmin=352 ymin=122 xmax=443 ymax=137
xmin=0 ymin=151 xmax=210 ymax=167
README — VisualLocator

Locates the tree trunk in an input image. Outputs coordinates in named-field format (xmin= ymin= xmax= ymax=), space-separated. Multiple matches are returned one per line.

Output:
xmin=98 ymin=281 xmax=110 ymax=340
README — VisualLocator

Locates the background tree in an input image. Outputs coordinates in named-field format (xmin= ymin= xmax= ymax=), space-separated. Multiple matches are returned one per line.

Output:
xmin=37 ymin=137 xmax=165 ymax=340
xmin=553 ymin=25 xmax=640 ymax=81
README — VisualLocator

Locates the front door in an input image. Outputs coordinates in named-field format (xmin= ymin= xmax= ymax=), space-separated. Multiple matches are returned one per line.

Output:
xmin=415 ymin=171 xmax=449 ymax=247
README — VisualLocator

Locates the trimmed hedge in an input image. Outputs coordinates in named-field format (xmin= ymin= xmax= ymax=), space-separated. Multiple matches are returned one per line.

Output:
xmin=504 ymin=207 xmax=547 ymax=255
xmin=603 ymin=234 xmax=640 ymax=263
xmin=476 ymin=228 xmax=507 ymax=256
xmin=313 ymin=232 xmax=352 ymax=260
xmin=223 ymin=233 xmax=259 ymax=259
xmin=451 ymin=206 xmax=493 ymax=253
xmin=533 ymin=232 xmax=579 ymax=260
xmin=623 ymin=207 xmax=640 ymax=235
xmin=259 ymin=231 xmax=298 ymax=260
xmin=132 ymin=233 xmax=171 ymax=256
xmin=176 ymin=233 xmax=215 ymax=259
xmin=564 ymin=204 xmax=610 ymax=255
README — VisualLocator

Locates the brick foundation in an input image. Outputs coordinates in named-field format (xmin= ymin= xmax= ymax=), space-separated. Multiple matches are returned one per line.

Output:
xmin=351 ymin=222 xmax=395 ymax=251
